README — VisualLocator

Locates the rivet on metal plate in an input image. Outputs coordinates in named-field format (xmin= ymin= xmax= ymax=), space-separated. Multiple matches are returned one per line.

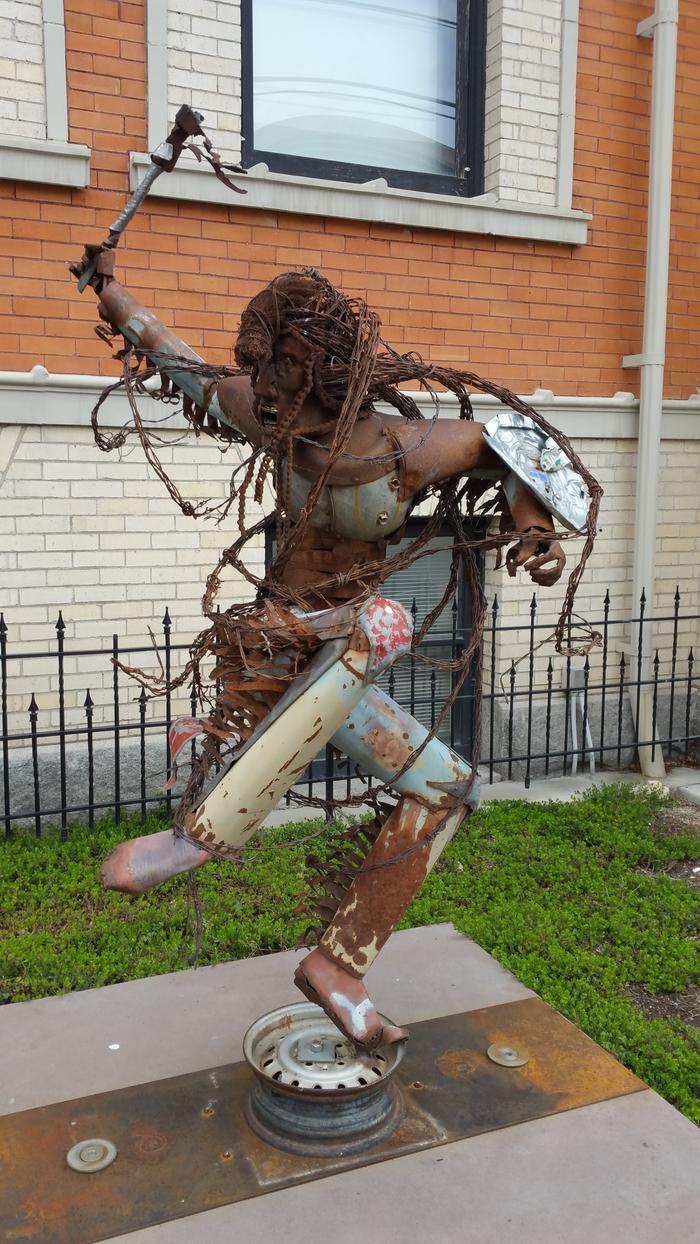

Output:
xmin=486 ymin=1042 xmax=530 ymax=1068
xmin=66 ymin=1138 xmax=118 ymax=1172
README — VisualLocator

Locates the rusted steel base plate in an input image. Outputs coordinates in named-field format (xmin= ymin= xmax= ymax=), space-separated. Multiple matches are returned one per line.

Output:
xmin=0 ymin=997 xmax=644 ymax=1244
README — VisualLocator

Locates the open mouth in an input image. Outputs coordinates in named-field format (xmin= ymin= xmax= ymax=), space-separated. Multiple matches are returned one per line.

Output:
xmin=258 ymin=403 xmax=278 ymax=426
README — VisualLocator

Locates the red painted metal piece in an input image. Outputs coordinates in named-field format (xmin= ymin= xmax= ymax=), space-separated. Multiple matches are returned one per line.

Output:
xmin=362 ymin=596 xmax=414 ymax=675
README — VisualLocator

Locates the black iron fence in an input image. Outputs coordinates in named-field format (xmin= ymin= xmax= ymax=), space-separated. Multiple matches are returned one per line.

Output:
xmin=1 ymin=589 xmax=698 ymax=837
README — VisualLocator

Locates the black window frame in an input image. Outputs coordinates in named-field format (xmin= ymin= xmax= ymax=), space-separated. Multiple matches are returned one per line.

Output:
xmin=240 ymin=0 xmax=488 ymax=199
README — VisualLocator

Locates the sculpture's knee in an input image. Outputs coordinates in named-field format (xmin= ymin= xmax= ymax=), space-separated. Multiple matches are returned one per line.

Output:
xmin=358 ymin=595 xmax=413 ymax=678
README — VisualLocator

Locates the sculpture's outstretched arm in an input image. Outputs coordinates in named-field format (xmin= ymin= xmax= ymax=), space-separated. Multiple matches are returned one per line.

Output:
xmin=395 ymin=418 xmax=567 ymax=586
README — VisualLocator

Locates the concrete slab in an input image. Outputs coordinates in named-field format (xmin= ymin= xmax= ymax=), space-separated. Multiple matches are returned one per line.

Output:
xmin=114 ymin=1092 xmax=700 ymax=1244
xmin=478 ymin=764 xmax=700 ymax=804
xmin=675 ymin=780 xmax=700 ymax=807
xmin=2 ymin=925 xmax=698 ymax=1244
xmin=1 ymin=924 xmax=532 ymax=1116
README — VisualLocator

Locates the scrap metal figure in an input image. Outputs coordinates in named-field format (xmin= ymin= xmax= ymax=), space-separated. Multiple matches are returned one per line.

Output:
xmin=70 ymin=115 xmax=598 ymax=1053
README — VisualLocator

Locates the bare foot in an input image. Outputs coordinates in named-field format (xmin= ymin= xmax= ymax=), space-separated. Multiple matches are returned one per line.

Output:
xmin=295 ymin=946 xmax=408 ymax=1050
xmin=101 ymin=830 xmax=210 ymax=895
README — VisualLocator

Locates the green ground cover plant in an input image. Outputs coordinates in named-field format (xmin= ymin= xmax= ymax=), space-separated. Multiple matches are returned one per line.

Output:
xmin=1 ymin=785 xmax=698 ymax=1122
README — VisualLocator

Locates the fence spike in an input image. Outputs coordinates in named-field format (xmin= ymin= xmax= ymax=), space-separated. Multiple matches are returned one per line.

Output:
xmin=55 ymin=611 xmax=66 ymax=635
xmin=84 ymin=689 xmax=93 ymax=709
xmin=162 ymin=606 xmax=171 ymax=630
xmin=603 ymin=587 xmax=610 ymax=609
xmin=0 ymin=614 xmax=6 ymax=637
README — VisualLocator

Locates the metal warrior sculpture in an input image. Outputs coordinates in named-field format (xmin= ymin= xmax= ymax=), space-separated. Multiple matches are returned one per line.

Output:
xmin=70 ymin=108 xmax=601 ymax=1053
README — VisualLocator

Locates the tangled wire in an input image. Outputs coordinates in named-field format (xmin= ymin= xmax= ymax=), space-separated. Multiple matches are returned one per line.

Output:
xmin=91 ymin=268 xmax=603 ymax=841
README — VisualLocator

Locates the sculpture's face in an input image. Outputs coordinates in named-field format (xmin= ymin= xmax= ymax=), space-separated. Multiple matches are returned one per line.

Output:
xmin=253 ymin=331 xmax=316 ymax=429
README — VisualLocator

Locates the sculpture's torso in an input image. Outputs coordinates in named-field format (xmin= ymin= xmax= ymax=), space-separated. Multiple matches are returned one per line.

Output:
xmin=283 ymin=462 xmax=413 ymax=542
xmin=274 ymin=465 xmax=410 ymax=606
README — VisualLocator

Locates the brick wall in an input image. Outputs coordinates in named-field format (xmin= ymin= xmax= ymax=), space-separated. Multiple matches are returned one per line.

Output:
xmin=1 ymin=0 xmax=699 ymax=745
xmin=0 ymin=416 xmax=266 ymax=734
xmin=0 ymin=0 xmax=698 ymax=395
xmin=167 ymin=0 xmax=241 ymax=163
xmin=1 ymin=415 xmax=697 ymax=735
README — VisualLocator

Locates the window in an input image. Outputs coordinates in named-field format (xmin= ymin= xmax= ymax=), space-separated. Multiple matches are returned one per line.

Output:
xmin=241 ymin=0 xmax=487 ymax=198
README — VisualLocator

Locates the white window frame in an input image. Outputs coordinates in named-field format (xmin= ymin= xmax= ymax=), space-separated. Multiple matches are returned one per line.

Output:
xmin=0 ymin=0 xmax=89 ymax=187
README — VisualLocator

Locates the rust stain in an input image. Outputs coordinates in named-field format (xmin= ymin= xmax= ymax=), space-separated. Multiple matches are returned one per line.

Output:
xmin=437 ymin=1049 xmax=482 ymax=1081
xmin=130 ymin=1126 xmax=171 ymax=1165
xmin=320 ymin=799 xmax=434 ymax=971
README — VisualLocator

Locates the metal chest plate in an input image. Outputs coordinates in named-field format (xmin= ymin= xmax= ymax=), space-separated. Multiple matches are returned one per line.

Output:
xmin=284 ymin=466 xmax=412 ymax=542
xmin=0 ymin=997 xmax=644 ymax=1243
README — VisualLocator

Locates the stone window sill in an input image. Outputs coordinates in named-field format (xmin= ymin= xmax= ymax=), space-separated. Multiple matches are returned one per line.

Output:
xmin=130 ymin=153 xmax=590 ymax=247
xmin=1 ymin=135 xmax=90 ymax=188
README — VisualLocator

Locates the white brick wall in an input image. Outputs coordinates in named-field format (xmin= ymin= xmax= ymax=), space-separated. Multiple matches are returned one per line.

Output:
xmin=2 ymin=418 xmax=698 ymax=742
xmin=167 ymin=0 xmax=241 ymax=162
xmin=0 ymin=0 xmax=47 ymax=140
xmin=0 ymin=421 xmax=264 ymax=735
xmin=484 ymin=0 xmax=563 ymax=205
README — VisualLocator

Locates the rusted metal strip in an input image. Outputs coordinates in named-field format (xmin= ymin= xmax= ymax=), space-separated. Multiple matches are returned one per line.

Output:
xmin=0 ymin=997 xmax=644 ymax=1244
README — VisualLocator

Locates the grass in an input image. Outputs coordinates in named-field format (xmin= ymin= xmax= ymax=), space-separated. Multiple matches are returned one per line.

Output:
xmin=1 ymin=785 xmax=698 ymax=1122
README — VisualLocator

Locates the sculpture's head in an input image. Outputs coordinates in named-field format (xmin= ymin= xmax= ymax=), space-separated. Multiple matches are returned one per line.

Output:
xmin=235 ymin=270 xmax=374 ymax=434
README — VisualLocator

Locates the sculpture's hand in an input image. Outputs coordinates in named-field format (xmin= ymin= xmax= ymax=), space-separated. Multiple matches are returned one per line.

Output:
xmin=506 ymin=527 xmax=566 ymax=587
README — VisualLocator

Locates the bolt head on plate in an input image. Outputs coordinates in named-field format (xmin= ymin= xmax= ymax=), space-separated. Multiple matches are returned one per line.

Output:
xmin=487 ymin=1042 xmax=530 ymax=1068
xmin=66 ymin=1138 xmax=118 ymax=1173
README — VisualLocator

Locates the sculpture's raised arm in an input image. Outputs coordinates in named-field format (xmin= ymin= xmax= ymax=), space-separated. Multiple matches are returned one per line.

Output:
xmin=94 ymin=279 xmax=260 ymax=447
xmin=68 ymin=102 xmax=257 ymax=445
xmin=68 ymin=258 xmax=259 ymax=448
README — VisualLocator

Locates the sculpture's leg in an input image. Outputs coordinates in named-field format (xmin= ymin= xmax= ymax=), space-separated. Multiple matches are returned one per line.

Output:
xmin=295 ymin=686 xmax=479 ymax=1048
xmin=101 ymin=634 xmax=371 ymax=894
xmin=295 ymin=796 xmax=467 ymax=1048
xmin=102 ymin=597 xmax=414 ymax=895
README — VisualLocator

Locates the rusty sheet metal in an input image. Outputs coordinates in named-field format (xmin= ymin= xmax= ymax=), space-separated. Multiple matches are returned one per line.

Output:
xmin=0 ymin=997 xmax=645 ymax=1244
xmin=318 ymin=799 xmax=464 ymax=978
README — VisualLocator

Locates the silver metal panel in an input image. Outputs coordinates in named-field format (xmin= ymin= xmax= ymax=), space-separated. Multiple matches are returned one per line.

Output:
xmin=484 ymin=412 xmax=589 ymax=532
